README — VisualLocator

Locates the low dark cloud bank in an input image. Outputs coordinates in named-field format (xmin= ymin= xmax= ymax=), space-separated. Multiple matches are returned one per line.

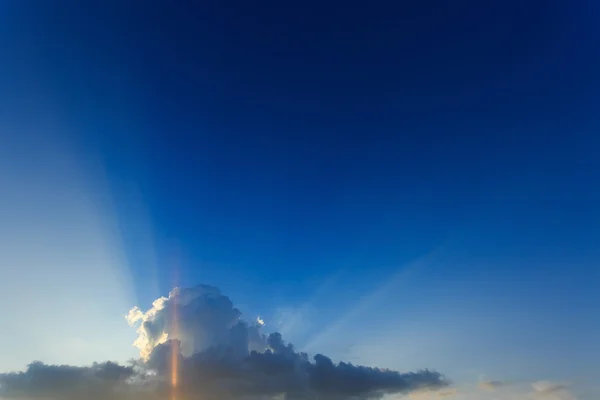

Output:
xmin=0 ymin=285 xmax=448 ymax=399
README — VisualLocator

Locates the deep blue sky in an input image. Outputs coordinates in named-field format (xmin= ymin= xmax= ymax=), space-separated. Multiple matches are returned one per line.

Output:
xmin=88 ymin=1 xmax=599 ymax=297
xmin=1 ymin=0 xmax=599 ymax=392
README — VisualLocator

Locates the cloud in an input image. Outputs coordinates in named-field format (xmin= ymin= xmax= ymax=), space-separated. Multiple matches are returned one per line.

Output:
xmin=126 ymin=285 xmax=269 ymax=361
xmin=470 ymin=380 xmax=579 ymax=400
xmin=0 ymin=361 xmax=142 ymax=400
xmin=0 ymin=284 xmax=449 ymax=400
xmin=531 ymin=381 xmax=576 ymax=400
xmin=532 ymin=381 xmax=569 ymax=393
xmin=478 ymin=380 xmax=504 ymax=390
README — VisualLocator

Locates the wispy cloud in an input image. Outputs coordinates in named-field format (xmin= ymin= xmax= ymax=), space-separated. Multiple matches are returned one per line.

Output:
xmin=531 ymin=381 xmax=576 ymax=400
xmin=478 ymin=380 xmax=504 ymax=390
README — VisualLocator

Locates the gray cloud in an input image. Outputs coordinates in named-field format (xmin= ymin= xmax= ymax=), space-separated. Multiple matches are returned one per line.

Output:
xmin=0 ymin=361 xmax=141 ymax=400
xmin=0 ymin=284 xmax=449 ymax=400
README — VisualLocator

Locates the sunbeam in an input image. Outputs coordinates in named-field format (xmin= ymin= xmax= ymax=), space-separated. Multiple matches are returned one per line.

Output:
xmin=0 ymin=121 xmax=138 ymax=371
xmin=171 ymin=296 xmax=179 ymax=399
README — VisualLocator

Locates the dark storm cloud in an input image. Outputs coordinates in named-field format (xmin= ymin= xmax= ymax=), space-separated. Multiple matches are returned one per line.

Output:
xmin=0 ymin=285 xmax=449 ymax=400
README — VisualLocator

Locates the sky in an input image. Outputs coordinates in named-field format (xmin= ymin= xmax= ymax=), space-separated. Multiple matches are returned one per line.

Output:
xmin=0 ymin=1 xmax=599 ymax=399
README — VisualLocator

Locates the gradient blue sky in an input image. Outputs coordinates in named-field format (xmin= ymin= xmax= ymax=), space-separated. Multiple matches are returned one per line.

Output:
xmin=1 ymin=1 xmax=599 ymax=398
